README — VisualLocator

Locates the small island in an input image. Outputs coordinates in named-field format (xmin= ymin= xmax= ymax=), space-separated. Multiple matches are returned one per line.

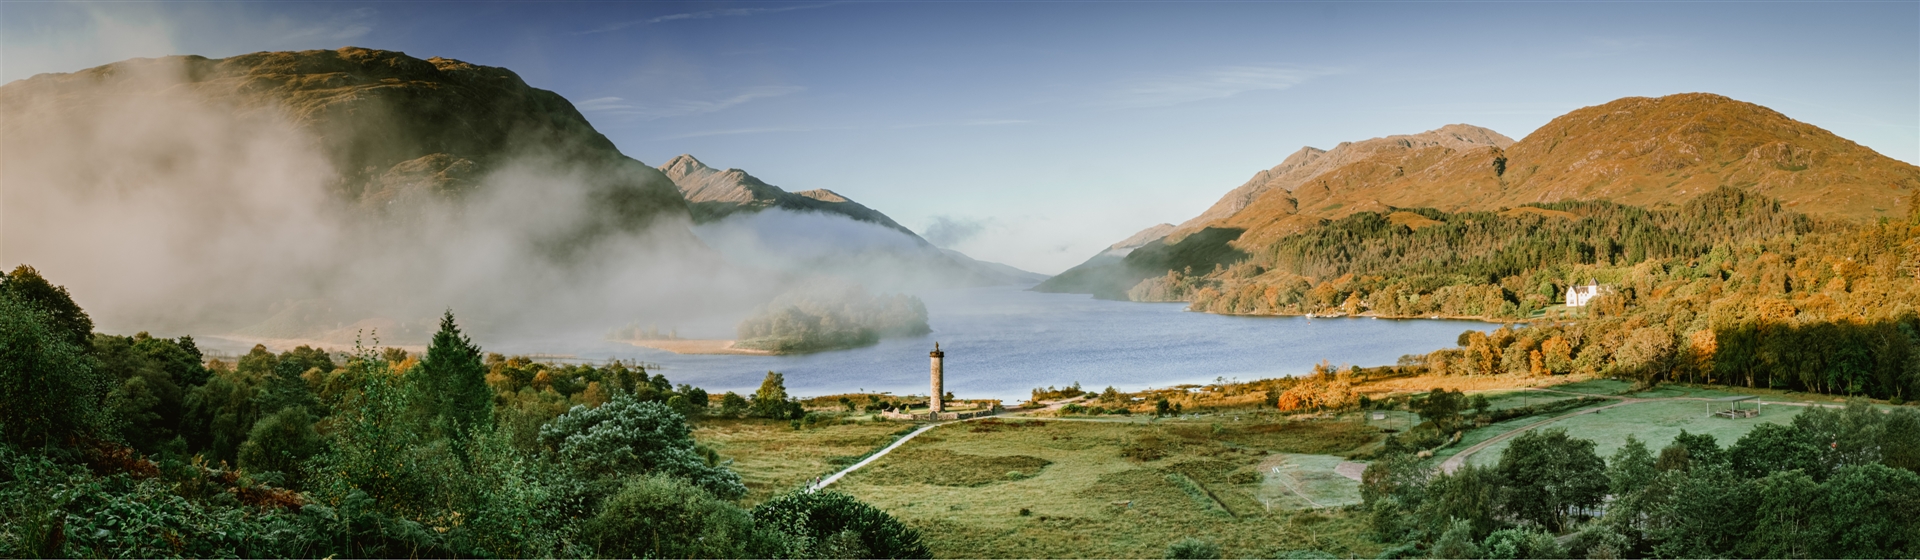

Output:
xmin=733 ymin=282 xmax=931 ymax=354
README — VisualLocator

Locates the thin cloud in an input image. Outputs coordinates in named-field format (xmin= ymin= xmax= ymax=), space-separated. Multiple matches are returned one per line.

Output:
xmin=922 ymin=215 xmax=991 ymax=248
xmin=576 ymin=3 xmax=839 ymax=35
xmin=1107 ymin=65 xmax=1341 ymax=109
xmin=578 ymin=85 xmax=806 ymax=120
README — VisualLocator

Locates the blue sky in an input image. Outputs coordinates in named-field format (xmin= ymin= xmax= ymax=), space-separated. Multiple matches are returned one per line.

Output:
xmin=5 ymin=1 xmax=1915 ymax=274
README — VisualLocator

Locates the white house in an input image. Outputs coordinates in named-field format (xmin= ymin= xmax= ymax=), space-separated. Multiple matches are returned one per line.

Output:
xmin=1565 ymin=279 xmax=1605 ymax=307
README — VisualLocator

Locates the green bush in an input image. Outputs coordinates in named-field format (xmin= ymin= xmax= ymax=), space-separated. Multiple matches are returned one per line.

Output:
xmin=752 ymin=490 xmax=930 ymax=559
xmin=539 ymin=395 xmax=747 ymax=499
xmin=1480 ymin=527 xmax=1565 ymax=559
xmin=1430 ymin=519 xmax=1481 ymax=559
xmin=581 ymin=474 xmax=765 ymax=559
xmin=1164 ymin=537 xmax=1220 ymax=559
xmin=236 ymin=407 xmax=322 ymax=484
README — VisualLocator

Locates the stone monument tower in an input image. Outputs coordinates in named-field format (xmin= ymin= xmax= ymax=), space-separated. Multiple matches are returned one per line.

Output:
xmin=929 ymin=342 xmax=945 ymax=413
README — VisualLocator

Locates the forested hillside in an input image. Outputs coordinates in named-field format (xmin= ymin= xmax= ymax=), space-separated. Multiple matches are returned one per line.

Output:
xmin=1154 ymin=189 xmax=1920 ymax=400
xmin=1043 ymin=93 xmax=1920 ymax=303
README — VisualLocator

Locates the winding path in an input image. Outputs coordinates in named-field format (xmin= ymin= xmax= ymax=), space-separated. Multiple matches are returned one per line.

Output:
xmin=810 ymin=422 xmax=947 ymax=491
xmin=810 ymin=409 xmax=1025 ymax=491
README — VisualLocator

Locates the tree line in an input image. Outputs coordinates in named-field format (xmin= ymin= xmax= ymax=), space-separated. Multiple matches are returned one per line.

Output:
xmin=0 ymin=265 xmax=927 ymax=558
xmin=1363 ymin=400 xmax=1920 ymax=558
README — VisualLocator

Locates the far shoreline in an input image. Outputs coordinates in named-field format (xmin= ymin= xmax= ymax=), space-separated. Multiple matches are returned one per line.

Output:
xmin=625 ymin=338 xmax=775 ymax=356
xmin=1191 ymin=308 xmax=1556 ymax=325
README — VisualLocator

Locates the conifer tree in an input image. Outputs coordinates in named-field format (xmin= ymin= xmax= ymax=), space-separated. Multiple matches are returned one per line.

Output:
xmin=420 ymin=310 xmax=491 ymax=439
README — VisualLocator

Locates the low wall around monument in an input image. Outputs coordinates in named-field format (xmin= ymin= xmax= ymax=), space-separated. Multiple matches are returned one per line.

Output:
xmin=880 ymin=405 xmax=1004 ymax=421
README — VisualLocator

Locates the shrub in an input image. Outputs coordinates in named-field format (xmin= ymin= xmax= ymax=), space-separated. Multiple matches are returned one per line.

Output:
xmin=540 ymin=396 xmax=746 ymax=499
xmin=1481 ymin=527 xmax=1565 ymax=559
xmin=752 ymin=490 xmax=929 ymax=559
xmin=1164 ymin=537 xmax=1220 ymax=559
xmin=719 ymin=391 xmax=749 ymax=417
xmin=1430 ymin=518 xmax=1481 ymax=559
xmin=580 ymin=474 xmax=764 ymax=559
xmin=236 ymin=407 xmax=322 ymax=484
xmin=1565 ymin=523 xmax=1632 ymax=560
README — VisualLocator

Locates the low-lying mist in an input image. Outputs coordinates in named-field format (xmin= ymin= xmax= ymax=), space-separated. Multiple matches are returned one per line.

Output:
xmin=691 ymin=208 xmax=978 ymax=294
xmin=0 ymin=55 xmax=791 ymax=348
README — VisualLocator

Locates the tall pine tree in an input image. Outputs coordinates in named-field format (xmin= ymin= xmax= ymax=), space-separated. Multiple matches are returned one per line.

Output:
xmin=420 ymin=310 xmax=492 ymax=440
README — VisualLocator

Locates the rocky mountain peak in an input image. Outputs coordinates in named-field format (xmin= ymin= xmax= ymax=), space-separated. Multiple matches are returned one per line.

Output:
xmin=795 ymin=189 xmax=851 ymax=203
xmin=1167 ymin=124 xmax=1512 ymax=242
xmin=661 ymin=154 xmax=716 ymax=178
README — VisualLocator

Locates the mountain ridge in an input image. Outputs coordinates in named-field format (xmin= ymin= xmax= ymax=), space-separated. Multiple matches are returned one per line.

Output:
xmin=658 ymin=154 xmax=923 ymax=239
xmin=2 ymin=46 xmax=687 ymax=224
xmin=660 ymin=154 xmax=1047 ymax=287
xmin=1039 ymin=93 xmax=1920 ymax=299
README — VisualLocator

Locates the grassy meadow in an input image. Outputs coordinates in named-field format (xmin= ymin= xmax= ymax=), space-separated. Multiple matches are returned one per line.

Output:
xmin=1460 ymin=399 xmax=1796 ymax=468
xmin=825 ymin=417 xmax=1384 ymax=558
xmin=693 ymin=417 xmax=910 ymax=503
xmin=696 ymin=372 xmax=1912 ymax=557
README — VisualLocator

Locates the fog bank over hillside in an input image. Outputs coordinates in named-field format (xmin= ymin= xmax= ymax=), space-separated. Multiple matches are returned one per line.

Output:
xmin=693 ymin=208 xmax=1045 ymax=293
xmin=0 ymin=51 xmax=784 ymax=344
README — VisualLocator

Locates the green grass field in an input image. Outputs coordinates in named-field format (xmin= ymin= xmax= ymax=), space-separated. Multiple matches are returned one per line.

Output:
xmin=1257 ymin=453 xmax=1362 ymax=510
xmin=828 ymin=418 xmax=1385 ymax=558
xmin=1625 ymin=382 xmax=1890 ymax=408
xmin=697 ymin=376 xmax=1889 ymax=557
xmin=1543 ymin=378 xmax=1636 ymax=396
xmin=693 ymin=417 xmax=907 ymax=503
xmin=1425 ymin=399 xmax=1610 ymax=465
xmin=1461 ymin=399 xmax=1801 ymax=468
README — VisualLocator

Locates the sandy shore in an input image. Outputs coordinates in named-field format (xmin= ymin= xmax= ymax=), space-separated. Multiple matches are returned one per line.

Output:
xmin=201 ymin=335 xmax=426 ymax=355
xmin=626 ymin=339 xmax=774 ymax=356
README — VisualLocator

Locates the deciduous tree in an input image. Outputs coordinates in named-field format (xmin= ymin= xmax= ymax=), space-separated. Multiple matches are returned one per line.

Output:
xmin=1494 ymin=428 xmax=1606 ymax=532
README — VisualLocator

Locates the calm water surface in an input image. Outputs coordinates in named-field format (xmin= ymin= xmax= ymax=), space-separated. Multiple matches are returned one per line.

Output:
xmin=508 ymin=286 xmax=1497 ymax=401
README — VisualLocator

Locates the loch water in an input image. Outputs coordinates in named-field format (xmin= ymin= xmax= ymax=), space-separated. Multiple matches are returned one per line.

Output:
xmin=532 ymin=285 xmax=1499 ymax=402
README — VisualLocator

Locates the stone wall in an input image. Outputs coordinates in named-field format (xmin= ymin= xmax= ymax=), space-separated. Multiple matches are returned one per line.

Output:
xmin=880 ymin=404 xmax=1004 ymax=421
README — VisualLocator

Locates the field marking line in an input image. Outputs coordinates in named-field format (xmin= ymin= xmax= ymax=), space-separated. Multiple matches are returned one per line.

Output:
xmin=1265 ymin=461 xmax=1325 ymax=509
